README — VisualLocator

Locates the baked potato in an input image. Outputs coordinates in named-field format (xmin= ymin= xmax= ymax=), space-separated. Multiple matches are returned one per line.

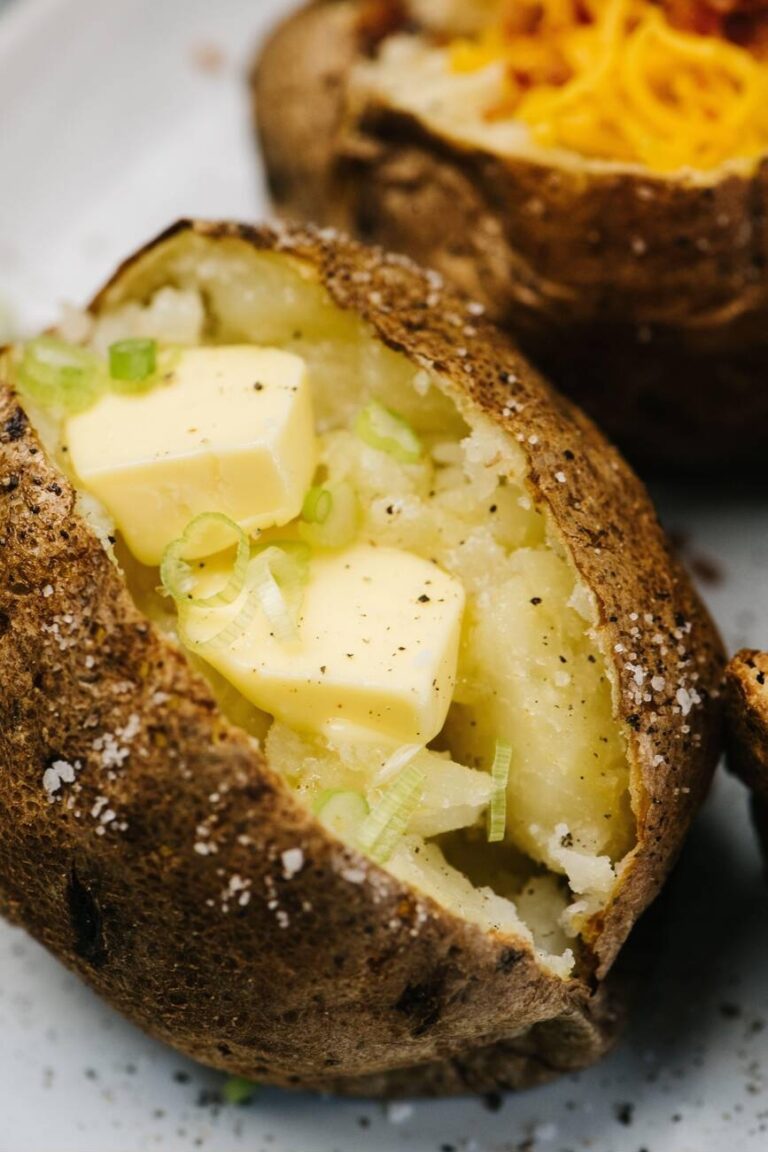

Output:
xmin=725 ymin=649 xmax=768 ymax=856
xmin=253 ymin=0 xmax=768 ymax=472
xmin=0 ymin=219 xmax=723 ymax=1096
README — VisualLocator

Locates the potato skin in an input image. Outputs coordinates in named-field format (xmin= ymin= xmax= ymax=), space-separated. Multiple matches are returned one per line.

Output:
xmin=253 ymin=0 xmax=768 ymax=473
xmin=0 ymin=220 xmax=723 ymax=1095
xmin=725 ymin=650 xmax=768 ymax=863
xmin=726 ymin=649 xmax=768 ymax=796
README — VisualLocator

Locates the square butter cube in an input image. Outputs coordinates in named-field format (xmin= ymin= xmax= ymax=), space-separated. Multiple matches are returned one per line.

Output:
xmin=65 ymin=346 xmax=316 ymax=566
xmin=185 ymin=544 xmax=465 ymax=745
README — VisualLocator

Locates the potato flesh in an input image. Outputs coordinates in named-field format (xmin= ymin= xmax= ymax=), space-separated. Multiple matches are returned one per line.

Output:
xmin=50 ymin=240 xmax=632 ymax=972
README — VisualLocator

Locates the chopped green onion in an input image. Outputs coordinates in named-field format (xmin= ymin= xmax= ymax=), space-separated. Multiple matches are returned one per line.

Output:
xmin=222 ymin=1076 xmax=257 ymax=1106
xmin=250 ymin=542 xmax=310 ymax=643
xmin=358 ymin=764 xmax=425 ymax=864
xmin=314 ymin=790 xmax=369 ymax=840
xmin=354 ymin=401 xmax=422 ymax=464
xmin=17 ymin=337 xmax=103 ymax=413
xmin=299 ymin=481 xmax=359 ymax=550
xmin=182 ymin=543 xmax=310 ymax=654
xmin=301 ymin=486 xmax=333 ymax=525
xmin=160 ymin=514 xmax=250 ymax=609
xmin=487 ymin=739 xmax=511 ymax=844
xmin=109 ymin=338 xmax=157 ymax=383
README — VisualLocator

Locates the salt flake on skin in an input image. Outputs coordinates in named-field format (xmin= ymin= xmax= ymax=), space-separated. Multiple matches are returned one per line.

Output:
xmin=676 ymin=686 xmax=700 ymax=717
xmin=341 ymin=866 xmax=367 ymax=885
xmin=281 ymin=848 xmax=305 ymax=879
xmin=43 ymin=760 xmax=76 ymax=796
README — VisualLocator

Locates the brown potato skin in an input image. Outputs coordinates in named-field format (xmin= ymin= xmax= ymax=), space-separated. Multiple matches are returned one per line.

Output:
xmin=253 ymin=0 xmax=768 ymax=473
xmin=725 ymin=650 xmax=768 ymax=862
xmin=726 ymin=650 xmax=768 ymax=794
xmin=0 ymin=220 xmax=723 ymax=1095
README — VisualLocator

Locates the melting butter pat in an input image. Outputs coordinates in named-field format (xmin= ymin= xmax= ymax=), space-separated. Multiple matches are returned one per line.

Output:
xmin=184 ymin=544 xmax=465 ymax=745
xmin=65 ymin=346 xmax=316 ymax=566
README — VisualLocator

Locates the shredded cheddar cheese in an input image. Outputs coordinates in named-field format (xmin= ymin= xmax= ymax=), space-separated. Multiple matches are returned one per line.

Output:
xmin=449 ymin=0 xmax=768 ymax=171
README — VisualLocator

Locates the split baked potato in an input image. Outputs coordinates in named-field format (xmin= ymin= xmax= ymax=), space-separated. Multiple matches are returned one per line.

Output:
xmin=726 ymin=650 xmax=768 ymax=856
xmin=253 ymin=0 xmax=768 ymax=472
xmin=0 ymin=220 xmax=723 ymax=1095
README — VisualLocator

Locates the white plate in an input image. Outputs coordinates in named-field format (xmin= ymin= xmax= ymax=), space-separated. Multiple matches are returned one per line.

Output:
xmin=1 ymin=2 xmax=768 ymax=1149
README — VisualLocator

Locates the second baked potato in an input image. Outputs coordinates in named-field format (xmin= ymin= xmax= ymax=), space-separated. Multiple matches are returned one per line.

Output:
xmin=0 ymin=220 xmax=722 ymax=1095
xmin=253 ymin=0 xmax=768 ymax=472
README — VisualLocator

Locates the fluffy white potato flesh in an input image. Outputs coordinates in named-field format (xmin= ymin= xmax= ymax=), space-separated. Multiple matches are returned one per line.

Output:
xmin=27 ymin=238 xmax=633 ymax=976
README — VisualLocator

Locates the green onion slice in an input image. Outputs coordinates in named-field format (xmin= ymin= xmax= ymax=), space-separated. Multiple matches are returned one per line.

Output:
xmin=109 ymin=338 xmax=157 ymax=383
xmin=299 ymin=481 xmax=359 ymax=551
xmin=354 ymin=401 xmax=423 ymax=464
xmin=301 ymin=486 xmax=333 ymax=525
xmin=181 ymin=543 xmax=310 ymax=654
xmin=249 ymin=542 xmax=310 ymax=644
xmin=17 ymin=337 xmax=103 ymax=413
xmin=314 ymin=790 xmax=370 ymax=840
xmin=487 ymin=739 xmax=511 ymax=844
xmin=160 ymin=513 xmax=249 ymax=609
xmin=222 ymin=1076 xmax=257 ymax=1106
xmin=358 ymin=764 xmax=425 ymax=864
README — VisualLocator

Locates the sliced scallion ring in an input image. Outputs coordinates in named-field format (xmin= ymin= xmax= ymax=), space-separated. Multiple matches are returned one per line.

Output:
xmin=301 ymin=486 xmax=333 ymax=525
xmin=109 ymin=338 xmax=157 ymax=383
xmin=222 ymin=1077 xmax=257 ymax=1106
xmin=487 ymin=739 xmax=511 ymax=843
xmin=314 ymin=790 xmax=370 ymax=840
xmin=358 ymin=764 xmax=425 ymax=864
xmin=17 ymin=336 xmax=103 ymax=413
xmin=299 ymin=481 xmax=359 ymax=550
xmin=354 ymin=400 xmax=423 ymax=464
xmin=160 ymin=513 xmax=250 ymax=609
xmin=249 ymin=542 xmax=310 ymax=644
xmin=179 ymin=543 xmax=310 ymax=654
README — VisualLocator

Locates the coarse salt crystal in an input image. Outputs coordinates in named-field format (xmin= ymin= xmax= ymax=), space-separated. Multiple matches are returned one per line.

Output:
xmin=676 ymin=687 xmax=696 ymax=716
xmin=281 ymin=848 xmax=305 ymax=879
xmin=43 ymin=760 xmax=76 ymax=796
xmin=386 ymin=1103 xmax=414 ymax=1124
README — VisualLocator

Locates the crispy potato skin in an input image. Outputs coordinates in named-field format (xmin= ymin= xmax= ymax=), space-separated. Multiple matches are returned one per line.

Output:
xmin=253 ymin=0 xmax=768 ymax=472
xmin=726 ymin=650 xmax=768 ymax=800
xmin=725 ymin=650 xmax=768 ymax=863
xmin=0 ymin=221 xmax=723 ymax=1095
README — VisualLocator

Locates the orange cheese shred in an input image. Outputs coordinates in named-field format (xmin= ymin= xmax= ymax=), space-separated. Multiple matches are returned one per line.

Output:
xmin=449 ymin=0 xmax=768 ymax=171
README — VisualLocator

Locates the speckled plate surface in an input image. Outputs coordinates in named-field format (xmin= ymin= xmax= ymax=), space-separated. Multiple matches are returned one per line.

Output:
xmin=1 ymin=1 xmax=768 ymax=1149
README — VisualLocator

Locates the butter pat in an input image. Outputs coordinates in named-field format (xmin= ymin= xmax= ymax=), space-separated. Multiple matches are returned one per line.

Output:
xmin=65 ymin=346 xmax=316 ymax=566
xmin=184 ymin=544 xmax=465 ymax=745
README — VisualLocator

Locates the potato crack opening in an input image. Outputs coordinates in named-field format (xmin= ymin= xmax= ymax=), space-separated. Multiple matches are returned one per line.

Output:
xmin=17 ymin=243 xmax=635 ymax=979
